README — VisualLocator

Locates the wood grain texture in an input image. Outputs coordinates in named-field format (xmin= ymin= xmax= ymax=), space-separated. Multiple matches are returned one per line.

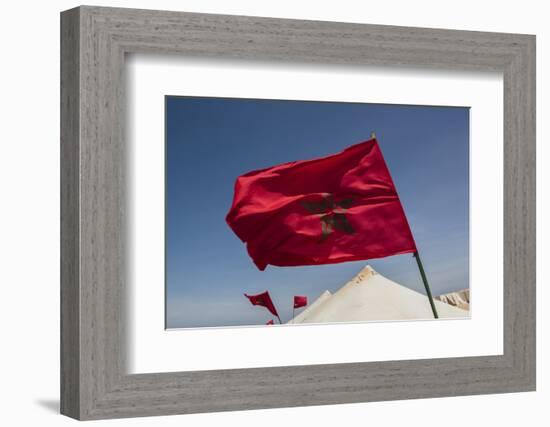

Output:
xmin=60 ymin=6 xmax=536 ymax=420
xmin=60 ymin=7 xmax=80 ymax=419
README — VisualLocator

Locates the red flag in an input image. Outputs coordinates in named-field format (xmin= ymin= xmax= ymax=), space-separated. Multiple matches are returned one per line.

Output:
xmin=244 ymin=291 xmax=279 ymax=318
xmin=266 ymin=319 xmax=274 ymax=325
xmin=227 ymin=138 xmax=417 ymax=270
xmin=294 ymin=295 xmax=308 ymax=309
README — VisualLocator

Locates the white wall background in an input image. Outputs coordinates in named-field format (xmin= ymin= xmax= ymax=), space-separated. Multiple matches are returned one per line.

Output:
xmin=0 ymin=1 xmax=546 ymax=425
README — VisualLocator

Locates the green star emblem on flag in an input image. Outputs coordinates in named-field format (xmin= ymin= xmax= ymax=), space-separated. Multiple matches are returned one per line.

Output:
xmin=301 ymin=193 xmax=355 ymax=241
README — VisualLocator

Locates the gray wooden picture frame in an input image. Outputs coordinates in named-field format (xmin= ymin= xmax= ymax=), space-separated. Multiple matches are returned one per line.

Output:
xmin=60 ymin=5 xmax=536 ymax=420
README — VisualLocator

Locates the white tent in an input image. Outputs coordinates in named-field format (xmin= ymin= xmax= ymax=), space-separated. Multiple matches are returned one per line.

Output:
xmin=288 ymin=265 xmax=468 ymax=324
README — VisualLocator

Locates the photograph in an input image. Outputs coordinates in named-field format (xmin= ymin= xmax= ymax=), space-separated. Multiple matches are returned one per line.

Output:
xmin=165 ymin=96 xmax=470 ymax=328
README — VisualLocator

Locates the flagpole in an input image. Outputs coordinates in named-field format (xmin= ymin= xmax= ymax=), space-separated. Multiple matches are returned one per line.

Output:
xmin=292 ymin=307 xmax=295 ymax=324
xmin=277 ymin=314 xmax=282 ymax=324
xmin=413 ymin=251 xmax=439 ymax=319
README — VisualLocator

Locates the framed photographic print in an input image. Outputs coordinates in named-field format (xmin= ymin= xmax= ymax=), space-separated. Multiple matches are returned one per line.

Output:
xmin=61 ymin=5 xmax=535 ymax=420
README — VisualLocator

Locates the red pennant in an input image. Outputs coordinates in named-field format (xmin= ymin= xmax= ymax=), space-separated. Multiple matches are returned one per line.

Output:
xmin=293 ymin=295 xmax=308 ymax=309
xmin=266 ymin=319 xmax=274 ymax=325
xmin=244 ymin=291 xmax=279 ymax=318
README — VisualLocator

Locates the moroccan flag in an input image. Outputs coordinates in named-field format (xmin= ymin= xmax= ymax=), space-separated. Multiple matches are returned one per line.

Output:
xmin=294 ymin=295 xmax=308 ymax=309
xmin=266 ymin=319 xmax=274 ymax=325
xmin=244 ymin=291 xmax=279 ymax=318
xmin=227 ymin=138 xmax=417 ymax=270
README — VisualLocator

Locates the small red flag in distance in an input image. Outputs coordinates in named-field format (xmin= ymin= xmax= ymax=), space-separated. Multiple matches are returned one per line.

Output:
xmin=226 ymin=138 xmax=417 ymax=270
xmin=266 ymin=319 xmax=274 ymax=325
xmin=294 ymin=295 xmax=308 ymax=309
xmin=244 ymin=291 xmax=279 ymax=317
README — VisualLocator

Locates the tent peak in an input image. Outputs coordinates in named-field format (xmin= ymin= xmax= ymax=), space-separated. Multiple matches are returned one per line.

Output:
xmin=351 ymin=264 xmax=377 ymax=284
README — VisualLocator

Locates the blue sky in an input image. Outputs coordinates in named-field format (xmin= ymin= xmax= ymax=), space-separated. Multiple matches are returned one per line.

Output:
xmin=165 ymin=96 xmax=469 ymax=328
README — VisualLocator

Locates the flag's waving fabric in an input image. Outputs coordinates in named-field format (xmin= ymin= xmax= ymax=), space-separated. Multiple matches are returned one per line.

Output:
xmin=227 ymin=138 xmax=417 ymax=270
